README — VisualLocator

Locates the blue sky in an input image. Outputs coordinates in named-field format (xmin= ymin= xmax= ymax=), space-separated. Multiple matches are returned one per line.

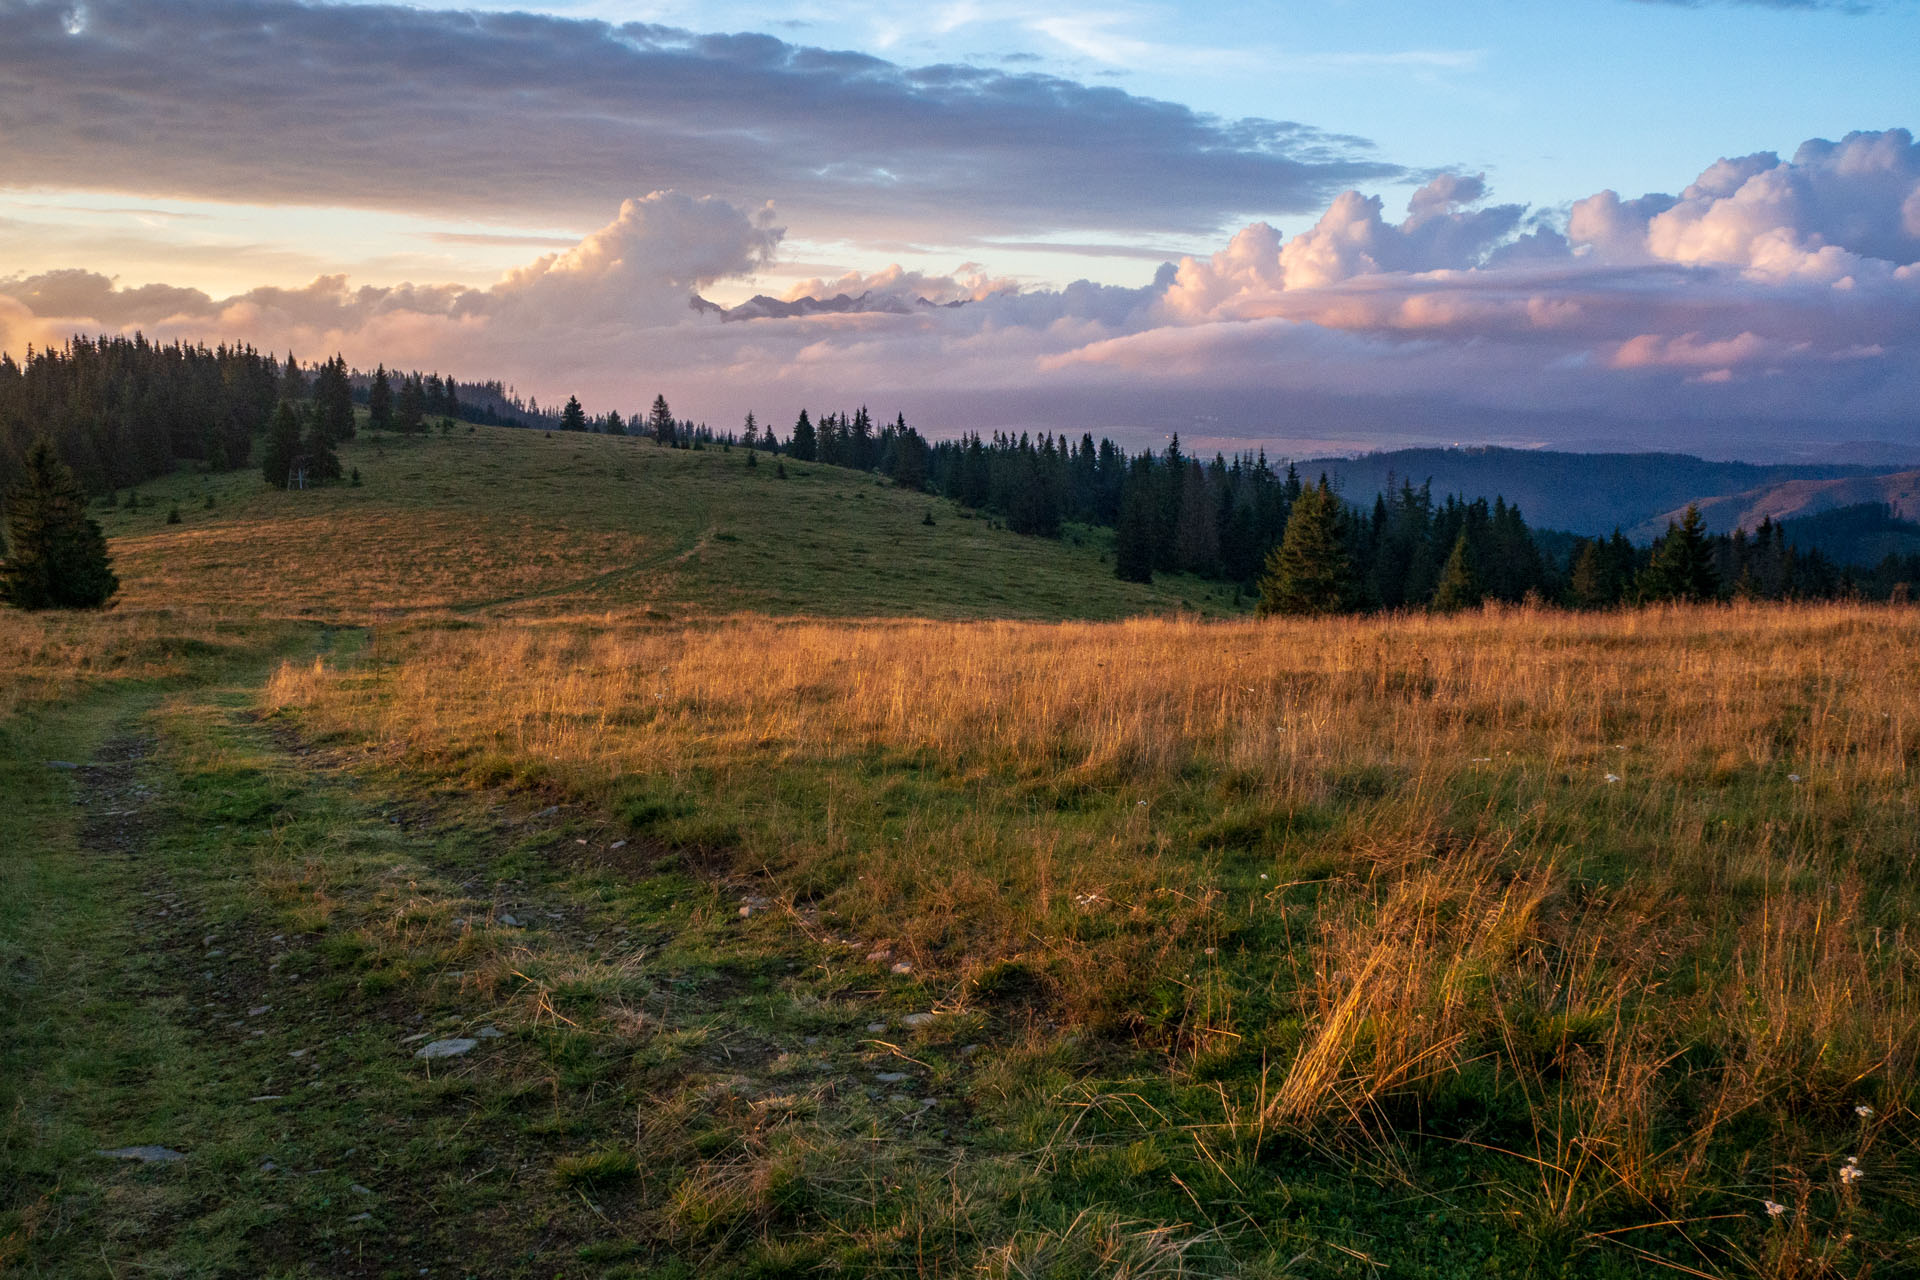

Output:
xmin=482 ymin=0 xmax=1920 ymax=245
xmin=0 ymin=0 xmax=1915 ymax=459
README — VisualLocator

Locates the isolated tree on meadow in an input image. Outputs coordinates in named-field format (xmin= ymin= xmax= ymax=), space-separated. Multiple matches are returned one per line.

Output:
xmin=649 ymin=395 xmax=676 ymax=445
xmin=1257 ymin=477 xmax=1351 ymax=616
xmin=1 ymin=438 xmax=119 ymax=610
xmin=560 ymin=395 xmax=588 ymax=432
xmin=367 ymin=364 xmax=393 ymax=432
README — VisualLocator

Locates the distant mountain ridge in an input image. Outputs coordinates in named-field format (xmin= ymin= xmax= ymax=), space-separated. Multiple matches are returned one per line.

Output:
xmin=691 ymin=291 xmax=971 ymax=322
xmin=1630 ymin=470 xmax=1920 ymax=542
xmin=1300 ymin=446 xmax=1911 ymax=538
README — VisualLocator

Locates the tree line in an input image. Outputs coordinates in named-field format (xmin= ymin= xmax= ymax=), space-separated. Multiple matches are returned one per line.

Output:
xmin=5 ymin=342 xmax=1916 ymax=613
xmin=0 ymin=335 xmax=279 ymax=498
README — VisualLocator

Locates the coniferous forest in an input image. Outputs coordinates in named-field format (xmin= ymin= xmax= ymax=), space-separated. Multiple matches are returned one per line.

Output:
xmin=3 ymin=335 xmax=1916 ymax=614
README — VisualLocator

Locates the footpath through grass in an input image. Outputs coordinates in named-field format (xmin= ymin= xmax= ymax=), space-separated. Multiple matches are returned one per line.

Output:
xmin=5 ymin=627 xmax=1308 ymax=1278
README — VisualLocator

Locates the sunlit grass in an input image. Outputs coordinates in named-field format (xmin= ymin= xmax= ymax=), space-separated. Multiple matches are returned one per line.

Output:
xmin=270 ymin=600 xmax=1920 ymax=1269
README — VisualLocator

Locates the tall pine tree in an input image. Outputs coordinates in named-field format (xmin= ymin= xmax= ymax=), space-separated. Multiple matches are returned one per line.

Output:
xmin=1 ymin=438 xmax=119 ymax=609
xmin=1430 ymin=530 xmax=1483 ymax=613
xmin=1257 ymin=478 xmax=1351 ymax=616
xmin=368 ymin=364 xmax=393 ymax=432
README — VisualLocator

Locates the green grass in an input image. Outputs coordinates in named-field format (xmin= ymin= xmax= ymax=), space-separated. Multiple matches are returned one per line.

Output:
xmin=7 ymin=426 xmax=1919 ymax=1276
xmin=99 ymin=426 xmax=1236 ymax=622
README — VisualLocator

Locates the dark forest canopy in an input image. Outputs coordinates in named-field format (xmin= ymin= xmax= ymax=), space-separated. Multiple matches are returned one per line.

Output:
xmin=0 ymin=335 xmax=530 ymax=500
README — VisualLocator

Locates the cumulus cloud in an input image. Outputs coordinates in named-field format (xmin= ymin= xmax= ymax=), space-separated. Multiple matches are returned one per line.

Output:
xmin=0 ymin=0 xmax=1396 ymax=240
xmin=0 ymin=191 xmax=782 ymax=377
xmin=1570 ymin=130 xmax=1920 ymax=280
xmin=2 ymin=133 xmax=1916 ymax=457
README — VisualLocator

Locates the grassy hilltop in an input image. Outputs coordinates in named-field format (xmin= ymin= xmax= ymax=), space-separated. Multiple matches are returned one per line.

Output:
xmin=92 ymin=426 xmax=1233 ymax=621
xmin=4 ymin=424 xmax=1919 ymax=1279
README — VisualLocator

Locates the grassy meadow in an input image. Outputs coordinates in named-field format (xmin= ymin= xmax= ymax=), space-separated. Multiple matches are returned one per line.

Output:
xmin=6 ymin=424 xmax=1919 ymax=1277
xmin=94 ymin=426 xmax=1235 ymax=621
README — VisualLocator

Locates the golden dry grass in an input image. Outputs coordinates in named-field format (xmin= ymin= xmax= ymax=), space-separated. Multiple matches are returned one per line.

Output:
xmin=0 ymin=607 xmax=280 ymax=724
xmin=272 ymin=601 xmax=1920 ymax=1258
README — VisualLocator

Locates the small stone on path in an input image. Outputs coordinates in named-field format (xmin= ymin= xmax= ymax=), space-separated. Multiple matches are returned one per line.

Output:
xmin=902 ymin=1013 xmax=935 ymax=1028
xmin=476 ymin=1025 xmax=504 ymax=1039
xmin=874 ymin=1072 xmax=910 ymax=1084
xmin=415 ymin=1037 xmax=477 ymax=1060
xmin=98 ymin=1146 xmax=185 ymax=1162
xmin=890 ymin=962 xmax=913 ymax=975
xmin=866 ymin=1022 xmax=887 ymax=1034
xmin=248 ymin=1005 xmax=270 ymax=1016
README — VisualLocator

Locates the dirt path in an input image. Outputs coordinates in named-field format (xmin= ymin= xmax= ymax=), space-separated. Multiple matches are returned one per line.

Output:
xmin=6 ymin=660 xmax=1000 ymax=1277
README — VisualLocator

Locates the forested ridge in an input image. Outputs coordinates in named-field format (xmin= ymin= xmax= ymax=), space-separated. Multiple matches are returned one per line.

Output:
xmin=3 ymin=334 xmax=1916 ymax=612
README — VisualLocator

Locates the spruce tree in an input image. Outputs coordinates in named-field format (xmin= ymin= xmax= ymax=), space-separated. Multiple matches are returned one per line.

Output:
xmin=315 ymin=354 xmax=355 ymax=442
xmin=1638 ymin=505 xmax=1719 ymax=603
xmin=649 ymin=395 xmax=676 ymax=445
xmin=1256 ymin=478 xmax=1351 ymax=616
xmin=397 ymin=375 xmax=425 ymax=435
xmin=261 ymin=402 xmax=304 ymax=488
xmin=1113 ymin=461 xmax=1156 ymax=583
xmin=1 ymin=438 xmax=119 ymax=609
xmin=442 ymin=376 xmax=460 ymax=421
xmin=280 ymin=351 xmax=305 ymax=401
xmin=1569 ymin=540 xmax=1614 ymax=608
xmin=605 ymin=409 xmax=625 ymax=436
xmin=368 ymin=364 xmax=393 ymax=432
xmin=302 ymin=409 xmax=342 ymax=484
xmin=1430 ymin=530 xmax=1483 ymax=612
xmin=788 ymin=410 xmax=817 ymax=461
xmin=561 ymin=395 xmax=588 ymax=432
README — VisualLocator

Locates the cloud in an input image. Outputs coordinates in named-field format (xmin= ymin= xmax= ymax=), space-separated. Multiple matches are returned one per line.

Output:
xmin=1570 ymin=130 xmax=1920 ymax=279
xmin=2 ymin=133 xmax=1916 ymax=459
xmin=0 ymin=0 xmax=1398 ymax=241
xmin=0 ymin=190 xmax=781 ymax=373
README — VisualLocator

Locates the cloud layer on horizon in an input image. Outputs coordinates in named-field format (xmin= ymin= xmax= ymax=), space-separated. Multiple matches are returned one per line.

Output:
xmin=2 ymin=123 xmax=1916 ymax=457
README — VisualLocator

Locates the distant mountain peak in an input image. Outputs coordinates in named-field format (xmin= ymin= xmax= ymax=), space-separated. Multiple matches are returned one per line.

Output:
xmin=690 ymin=291 xmax=972 ymax=321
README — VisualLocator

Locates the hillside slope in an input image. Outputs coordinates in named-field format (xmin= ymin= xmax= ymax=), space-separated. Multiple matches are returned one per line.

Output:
xmin=1629 ymin=468 xmax=1920 ymax=541
xmin=1303 ymin=446 xmax=1901 ymax=536
xmin=95 ymin=427 xmax=1233 ymax=622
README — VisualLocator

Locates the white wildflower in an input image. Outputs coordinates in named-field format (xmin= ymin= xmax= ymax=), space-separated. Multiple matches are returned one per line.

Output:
xmin=1856 ymin=1104 xmax=1875 ymax=1119
xmin=1604 ymin=773 xmax=1621 ymax=784
xmin=1762 ymin=1199 xmax=1787 ymax=1218
xmin=1788 ymin=773 xmax=1803 ymax=783
xmin=1840 ymin=1157 xmax=1863 ymax=1185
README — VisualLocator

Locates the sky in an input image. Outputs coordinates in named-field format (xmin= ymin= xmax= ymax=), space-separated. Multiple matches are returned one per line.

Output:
xmin=1 ymin=0 xmax=1917 ymax=460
